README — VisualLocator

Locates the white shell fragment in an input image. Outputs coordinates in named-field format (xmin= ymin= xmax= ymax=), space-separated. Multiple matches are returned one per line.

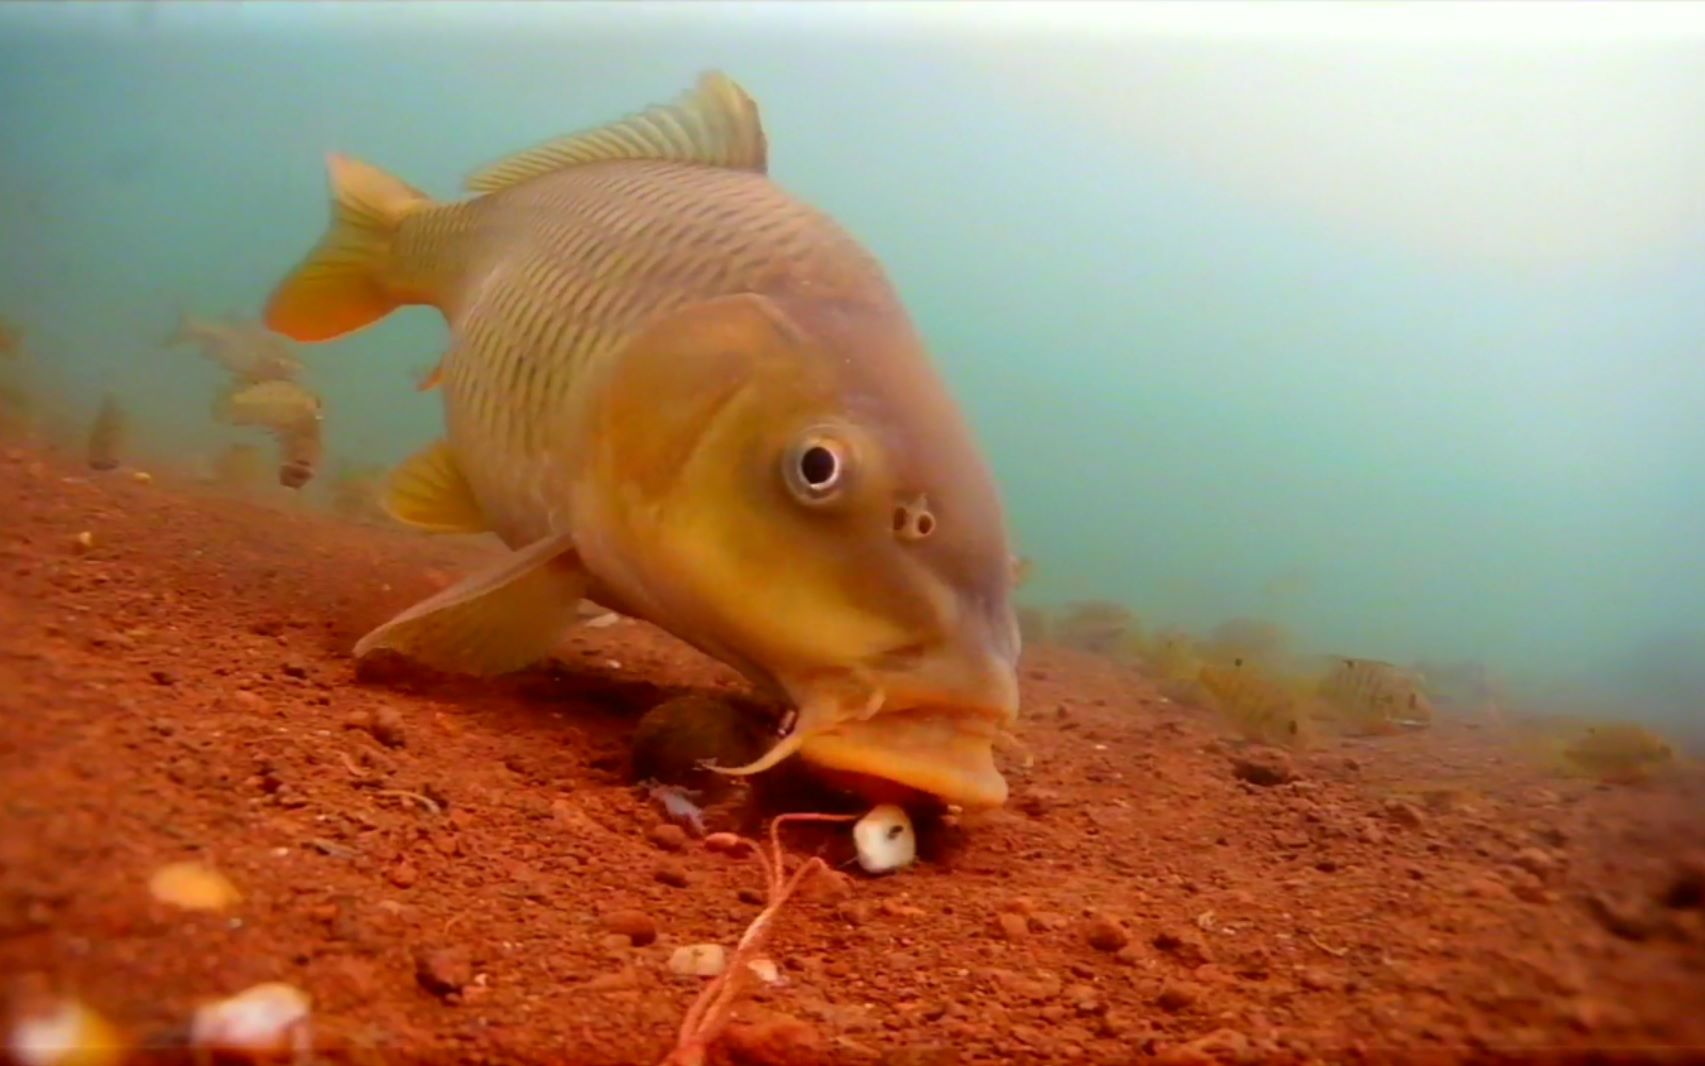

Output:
xmin=148 ymin=861 xmax=241 ymax=912
xmin=8 ymin=998 xmax=125 ymax=1066
xmin=746 ymin=956 xmax=782 ymax=984
xmin=189 ymin=982 xmax=311 ymax=1059
xmin=668 ymin=943 xmax=728 ymax=977
xmin=853 ymin=803 xmax=916 ymax=874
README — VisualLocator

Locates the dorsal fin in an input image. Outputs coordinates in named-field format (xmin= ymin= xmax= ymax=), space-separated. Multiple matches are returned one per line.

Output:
xmin=463 ymin=71 xmax=768 ymax=194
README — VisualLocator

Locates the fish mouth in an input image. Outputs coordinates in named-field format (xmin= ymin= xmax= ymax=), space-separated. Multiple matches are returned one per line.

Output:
xmin=795 ymin=705 xmax=1010 ymax=809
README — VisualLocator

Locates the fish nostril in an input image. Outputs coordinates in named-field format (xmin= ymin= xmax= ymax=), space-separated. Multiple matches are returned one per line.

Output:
xmin=892 ymin=495 xmax=935 ymax=542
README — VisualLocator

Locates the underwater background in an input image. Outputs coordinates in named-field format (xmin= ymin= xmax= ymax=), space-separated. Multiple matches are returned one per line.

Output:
xmin=2 ymin=0 xmax=1701 ymax=731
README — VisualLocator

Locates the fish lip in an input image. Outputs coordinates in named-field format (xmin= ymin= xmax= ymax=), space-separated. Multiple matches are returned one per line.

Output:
xmin=794 ymin=700 xmax=1013 ymax=810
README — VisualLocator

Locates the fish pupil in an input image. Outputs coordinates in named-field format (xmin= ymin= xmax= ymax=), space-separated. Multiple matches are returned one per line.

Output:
xmin=799 ymin=445 xmax=838 ymax=488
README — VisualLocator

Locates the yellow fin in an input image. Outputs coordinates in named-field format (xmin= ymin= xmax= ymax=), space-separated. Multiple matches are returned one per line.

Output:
xmin=463 ymin=71 xmax=768 ymax=194
xmin=265 ymin=154 xmax=430 ymax=343
xmin=382 ymin=439 xmax=487 ymax=534
xmin=353 ymin=532 xmax=588 ymax=677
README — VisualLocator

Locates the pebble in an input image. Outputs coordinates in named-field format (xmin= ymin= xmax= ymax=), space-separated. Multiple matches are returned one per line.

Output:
xmin=995 ymin=912 xmax=1029 ymax=941
xmin=1383 ymin=800 xmax=1425 ymax=829
xmin=668 ymin=943 xmax=727 ymax=977
xmin=599 ymin=908 xmax=657 ymax=946
xmin=414 ymin=947 xmax=472 ymax=997
xmin=721 ymin=1015 xmax=822 ymax=1065
xmin=1230 ymin=750 xmax=1296 ymax=787
xmin=1155 ymin=981 xmax=1199 ymax=1012
xmin=1662 ymin=853 xmax=1704 ymax=910
xmin=1512 ymin=847 xmax=1561 ymax=885
xmin=1084 ymin=916 xmax=1129 ymax=953
xmin=1152 ymin=929 xmax=1214 ymax=966
xmin=648 ymin=823 xmax=688 ymax=852
xmin=370 ymin=708 xmax=407 ymax=749
xmin=654 ymin=862 xmax=690 ymax=888
xmin=71 ymin=531 xmax=95 ymax=554
xmin=387 ymin=863 xmax=418 ymax=889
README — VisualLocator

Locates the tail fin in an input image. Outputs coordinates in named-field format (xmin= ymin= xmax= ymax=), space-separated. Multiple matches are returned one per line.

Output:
xmin=264 ymin=154 xmax=429 ymax=343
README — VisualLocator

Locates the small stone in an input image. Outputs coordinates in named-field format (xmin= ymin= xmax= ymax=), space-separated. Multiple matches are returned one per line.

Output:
xmin=1298 ymin=967 xmax=1338 ymax=992
xmin=280 ymin=663 xmax=308 ymax=680
xmin=799 ymin=869 xmax=854 ymax=902
xmin=1462 ymin=876 xmax=1509 ymax=900
xmin=1662 ymin=853 xmax=1705 ymax=910
xmin=1230 ymin=750 xmax=1296 ymax=787
xmin=1155 ymin=981 xmax=1199 ymax=1012
xmin=1152 ymin=929 xmax=1213 ymax=966
xmin=149 ymin=669 xmax=177 ymax=687
xmin=1583 ymin=893 xmax=1654 ymax=941
xmin=648 ymin=823 xmax=688 ymax=852
xmin=387 ymin=863 xmax=418 ymax=889
xmin=1382 ymin=800 xmax=1424 ymax=829
xmin=1512 ymin=847 xmax=1560 ymax=885
xmin=342 ymin=710 xmax=372 ymax=732
xmin=1018 ymin=788 xmax=1061 ymax=818
xmin=414 ymin=946 xmax=472 ymax=997
xmin=722 ymin=1015 xmax=823 ymax=1063
xmin=370 ymin=708 xmax=407 ymax=749
xmin=1505 ymin=870 xmax=1549 ymax=904
xmin=995 ymin=912 xmax=1029 ymax=941
xmin=71 ymin=531 xmax=95 ymax=554
xmin=1084 ymin=916 xmax=1128 ymax=953
xmin=655 ymin=863 xmax=690 ymax=888
xmin=668 ymin=943 xmax=727 ymax=977
xmin=600 ymin=908 xmax=657 ymax=946
xmin=582 ymin=966 xmax=639 ymax=993
xmin=1001 ymin=897 xmax=1035 ymax=915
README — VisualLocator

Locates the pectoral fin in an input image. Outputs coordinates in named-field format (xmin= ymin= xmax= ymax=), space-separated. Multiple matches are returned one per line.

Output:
xmin=382 ymin=438 xmax=487 ymax=534
xmin=353 ymin=532 xmax=588 ymax=676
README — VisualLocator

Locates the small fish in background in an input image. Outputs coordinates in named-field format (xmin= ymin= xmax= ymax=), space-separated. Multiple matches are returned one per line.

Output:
xmin=1558 ymin=721 xmax=1675 ymax=784
xmin=213 ymin=379 xmax=325 ymax=489
xmin=1316 ymin=656 xmax=1434 ymax=735
xmin=208 ymin=442 xmax=267 ymax=493
xmin=85 ymin=394 xmax=126 ymax=471
xmin=213 ymin=378 xmax=322 ymax=429
xmin=1054 ymin=600 xmax=1139 ymax=656
xmin=1203 ymin=616 xmax=1292 ymax=670
xmin=276 ymin=417 xmax=322 ymax=489
xmin=1197 ymin=657 xmax=1316 ymax=748
xmin=168 ymin=311 xmax=304 ymax=383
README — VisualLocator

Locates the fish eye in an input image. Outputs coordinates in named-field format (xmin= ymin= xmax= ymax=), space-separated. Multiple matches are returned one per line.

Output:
xmin=782 ymin=432 xmax=847 ymax=504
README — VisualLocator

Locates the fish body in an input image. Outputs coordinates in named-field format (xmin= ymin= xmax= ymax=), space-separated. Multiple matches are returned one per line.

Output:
xmin=1197 ymin=659 xmax=1314 ymax=747
xmin=85 ymin=395 xmax=125 ymax=471
xmin=1559 ymin=722 xmax=1674 ymax=784
xmin=170 ymin=313 xmax=304 ymax=383
xmin=1317 ymin=657 xmax=1434 ymax=735
xmin=1144 ymin=628 xmax=1202 ymax=683
xmin=263 ymin=73 xmax=1021 ymax=809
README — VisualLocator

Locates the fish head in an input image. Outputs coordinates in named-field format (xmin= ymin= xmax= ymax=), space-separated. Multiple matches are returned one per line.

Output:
xmin=583 ymin=290 xmax=1020 ymax=808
